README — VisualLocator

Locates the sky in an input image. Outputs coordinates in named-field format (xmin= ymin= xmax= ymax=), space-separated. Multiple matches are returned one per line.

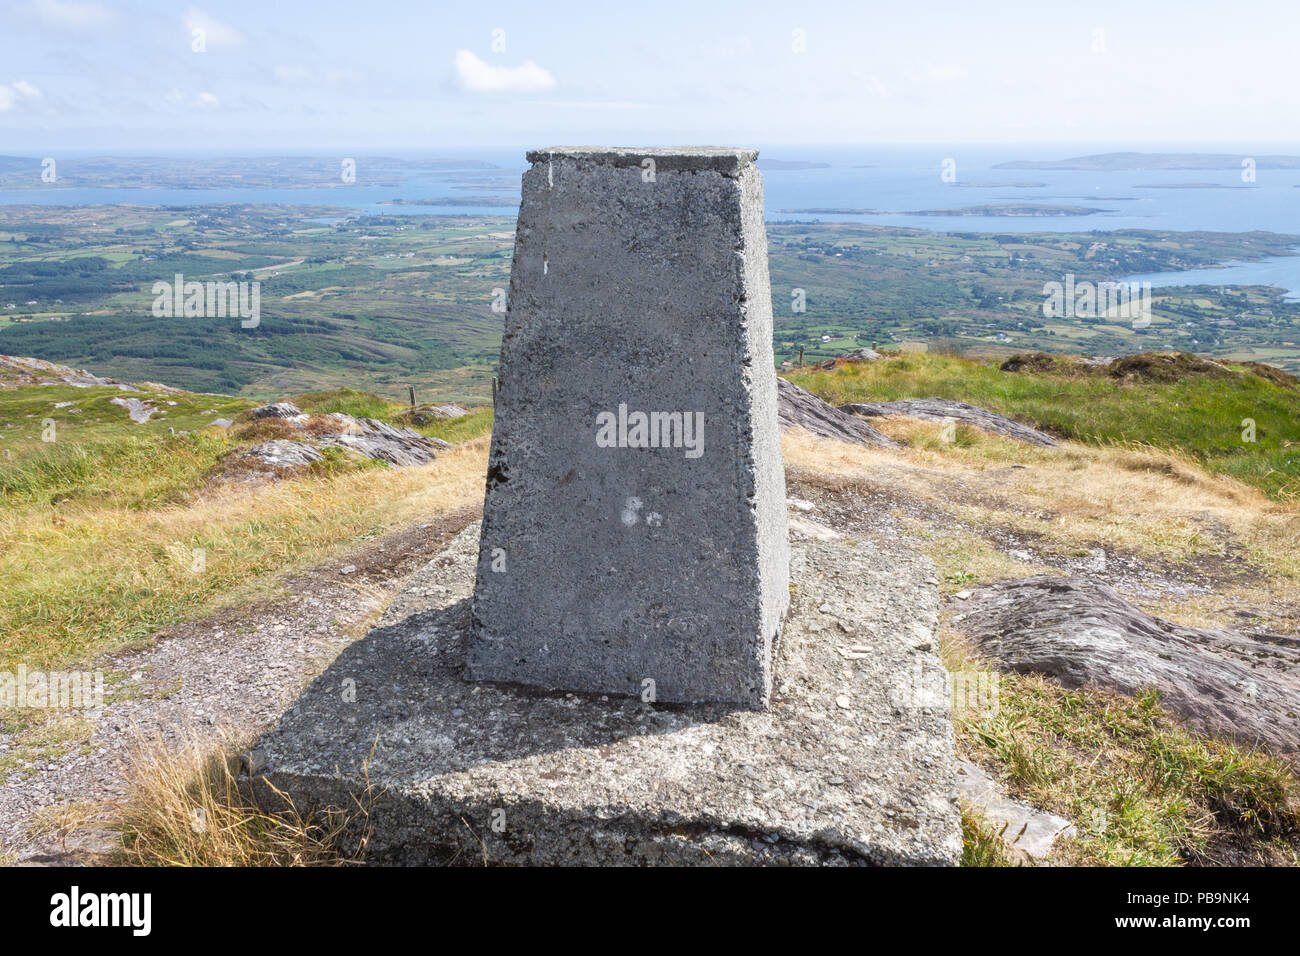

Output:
xmin=1 ymin=0 xmax=1298 ymax=151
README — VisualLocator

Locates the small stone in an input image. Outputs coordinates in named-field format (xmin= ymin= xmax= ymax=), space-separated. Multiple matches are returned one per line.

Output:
xmin=835 ymin=695 xmax=851 ymax=709
xmin=340 ymin=565 xmax=358 ymax=575
xmin=240 ymin=749 xmax=269 ymax=774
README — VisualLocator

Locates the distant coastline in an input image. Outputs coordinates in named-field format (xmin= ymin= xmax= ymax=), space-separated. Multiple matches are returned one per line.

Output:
xmin=996 ymin=151 xmax=1300 ymax=171
xmin=778 ymin=202 xmax=1108 ymax=217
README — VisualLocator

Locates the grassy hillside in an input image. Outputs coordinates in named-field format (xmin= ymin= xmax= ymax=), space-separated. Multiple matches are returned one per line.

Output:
xmin=0 ymin=205 xmax=510 ymax=403
xmin=781 ymin=418 xmax=1300 ymax=865
xmin=5 ymin=354 xmax=1298 ymax=866
xmin=786 ymin=350 xmax=1300 ymax=499
xmin=0 ymin=377 xmax=492 ymax=672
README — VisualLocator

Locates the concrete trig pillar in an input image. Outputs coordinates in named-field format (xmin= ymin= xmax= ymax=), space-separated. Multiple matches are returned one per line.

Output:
xmin=469 ymin=147 xmax=789 ymax=707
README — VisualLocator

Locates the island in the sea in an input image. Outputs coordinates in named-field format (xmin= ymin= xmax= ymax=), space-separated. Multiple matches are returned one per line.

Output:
xmin=996 ymin=152 xmax=1300 ymax=171
xmin=759 ymin=159 xmax=833 ymax=170
xmin=378 ymin=197 xmax=519 ymax=207
xmin=952 ymin=181 xmax=1048 ymax=188
xmin=1134 ymin=182 xmax=1256 ymax=190
xmin=0 ymin=154 xmax=499 ymax=189
xmin=774 ymin=202 xmax=1107 ymax=217
xmin=908 ymin=202 xmax=1108 ymax=217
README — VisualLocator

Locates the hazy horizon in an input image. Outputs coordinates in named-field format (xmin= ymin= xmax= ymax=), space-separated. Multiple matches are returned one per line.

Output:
xmin=7 ymin=143 xmax=1300 ymax=156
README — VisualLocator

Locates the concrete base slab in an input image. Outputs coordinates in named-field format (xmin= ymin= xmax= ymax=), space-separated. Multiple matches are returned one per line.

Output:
xmin=257 ymin=524 xmax=961 ymax=865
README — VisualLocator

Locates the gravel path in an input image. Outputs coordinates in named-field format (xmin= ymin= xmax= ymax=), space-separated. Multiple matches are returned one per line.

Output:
xmin=0 ymin=508 xmax=479 ymax=864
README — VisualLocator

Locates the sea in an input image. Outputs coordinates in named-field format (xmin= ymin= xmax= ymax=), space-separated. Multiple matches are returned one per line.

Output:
xmin=3 ymin=144 xmax=1299 ymax=296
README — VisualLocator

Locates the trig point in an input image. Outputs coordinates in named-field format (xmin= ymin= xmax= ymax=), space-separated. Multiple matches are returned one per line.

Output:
xmin=468 ymin=146 xmax=790 ymax=706
xmin=257 ymin=148 xmax=960 ymax=864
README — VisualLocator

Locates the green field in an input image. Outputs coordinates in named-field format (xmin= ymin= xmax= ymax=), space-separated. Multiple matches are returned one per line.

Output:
xmin=3 ymin=204 xmax=1300 ymax=404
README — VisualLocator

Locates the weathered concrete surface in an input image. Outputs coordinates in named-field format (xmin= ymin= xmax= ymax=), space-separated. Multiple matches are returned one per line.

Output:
xmin=840 ymin=398 xmax=1058 ymax=446
xmin=954 ymin=575 xmax=1300 ymax=757
xmin=778 ymin=378 xmax=899 ymax=448
xmin=470 ymin=147 xmax=789 ymax=706
xmin=256 ymin=523 xmax=961 ymax=866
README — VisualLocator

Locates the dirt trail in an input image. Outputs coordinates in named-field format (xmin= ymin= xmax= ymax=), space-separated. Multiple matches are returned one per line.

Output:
xmin=0 ymin=507 xmax=479 ymax=864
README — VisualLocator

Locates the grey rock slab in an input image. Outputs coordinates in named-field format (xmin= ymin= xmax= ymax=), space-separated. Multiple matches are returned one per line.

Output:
xmin=256 ymin=524 xmax=961 ymax=866
xmin=236 ymin=413 xmax=444 ymax=468
xmin=956 ymin=760 xmax=1074 ymax=860
xmin=402 ymin=404 xmax=470 ymax=425
xmin=778 ymin=377 xmax=899 ymax=448
xmin=429 ymin=404 xmax=468 ymax=419
xmin=242 ymin=439 xmax=324 ymax=468
xmin=0 ymin=354 xmax=124 ymax=388
xmin=319 ymin=416 xmax=444 ymax=466
xmin=108 ymin=396 xmax=158 ymax=424
xmin=250 ymin=402 xmax=304 ymax=419
xmin=470 ymin=147 xmax=789 ymax=706
xmin=958 ymin=575 xmax=1300 ymax=756
xmin=839 ymin=398 xmax=1058 ymax=446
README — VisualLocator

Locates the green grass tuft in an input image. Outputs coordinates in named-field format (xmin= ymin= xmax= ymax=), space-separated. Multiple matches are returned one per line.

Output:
xmin=288 ymin=387 xmax=394 ymax=420
xmin=787 ymin=351 xmax=1300 ymax=498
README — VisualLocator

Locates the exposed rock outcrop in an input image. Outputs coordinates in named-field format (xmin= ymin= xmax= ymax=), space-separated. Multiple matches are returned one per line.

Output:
xmin=243 ymin=439 xmax=324 ymax=469
xmin=250 ymin=402 xmax=304 ymax=419
xmin=954 ymin=575 xmax=1300 ymax=756
xmin=399 ymin=403 xmax=469 ymax=426
xmin=0 ymin=354 xmax=124 ymax=389
xmin=109 ymin=396 xmax=160 ymax=424
xmin=236 ymin=405 xmax=449 ymax=472
xmin=321 ymin=416 xmax=449 ymax=466
xmin=777 ymin=377 xmax=898 ymax=447
xmin=839 ymin=398 xmax=1058 ymax=446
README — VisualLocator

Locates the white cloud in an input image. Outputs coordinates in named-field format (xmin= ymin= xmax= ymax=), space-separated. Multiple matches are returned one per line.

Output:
xmin=29 ymin=0 xmax=111 ymax=30
xmin=0 ymin=80 xmax=43 ymax=112
xmin=926 ymin=63 xmax=968 ymax=84
xmin=273 ymin=64 xmax=311 ymax=84
xmin=542 ymin=100 xmax=662 ymax=111
xmin=453 ymin=50 xmax=556 ymax=94
xmin=273 ymin=65 xmax=365 ymax=87
xmin=184 ymin=7 xmax=245 ymax=48
xmin=162 ymin=88 xmax=219 ymax=111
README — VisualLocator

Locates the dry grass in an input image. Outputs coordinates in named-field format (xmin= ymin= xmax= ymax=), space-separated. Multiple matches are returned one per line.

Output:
xmin=786 ymin=351 xmax=1300 ymax=499
xmin=955 ymin=672 xmax=1300 ymax=866
xmin=942 ymin=622 xmax=1299 ymax=866
xmin=961 ymin=807 xmax=1022 ymax=866
xmin=780 ymin=424 xmax=1300 ymax=601
xmin=783 ymin=425 xmax=1300 ymax=865
xmin=110 ymin=731 xmax=369 ymax=866
xmin=0 ymin=437 xmax=489 ymax=670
